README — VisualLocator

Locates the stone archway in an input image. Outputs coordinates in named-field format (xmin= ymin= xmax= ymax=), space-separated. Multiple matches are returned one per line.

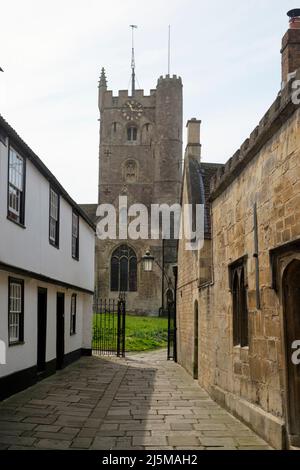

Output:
xmin=283 ymin=259 xmax=300 ymax=447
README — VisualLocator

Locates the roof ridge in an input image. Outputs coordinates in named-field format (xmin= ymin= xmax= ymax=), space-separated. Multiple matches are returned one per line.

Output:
xmin=0 ymin=114 xmax=95 ymax=230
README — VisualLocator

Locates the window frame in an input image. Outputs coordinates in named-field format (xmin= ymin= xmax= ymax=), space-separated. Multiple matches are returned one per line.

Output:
xmin=70 ymin=294 xmax=77 ymax=335
xmin=8 ymin=277 xmax=24 ymax=346
xmin=232 ymin=271 xmax=240 ymax=347
xmin=0 ymin=129 xmax=7 ymax=145
xmin=49 ymin=186 xmax=60 ymax=248
xmin=229 ymin=256 xmax=249 ymax=348
xmin=72 ymin=210 xmax=79 ymax=260
xmin=110 ymin=245 xmax=137 ymax=292
xmin=127 ymin=126 xmax=137 ymax=142
xmin=7 ymin=145 xmax=26 ymax=227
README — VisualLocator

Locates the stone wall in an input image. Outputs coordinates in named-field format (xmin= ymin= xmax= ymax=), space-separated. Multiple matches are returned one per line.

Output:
xmin=177 ymin=155 xmax=213 ymax=376
xmin=175 ymin=22 xmax=300 ymax=449
xmin=198 ymin=98 xmax=300 ymax=449
xmin=177 ymin=166 xmax=196 ymax=374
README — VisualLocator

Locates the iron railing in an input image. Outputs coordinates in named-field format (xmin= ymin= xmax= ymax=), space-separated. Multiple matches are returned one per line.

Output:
xmin=93 ymin=298 xmax=126 ymax=357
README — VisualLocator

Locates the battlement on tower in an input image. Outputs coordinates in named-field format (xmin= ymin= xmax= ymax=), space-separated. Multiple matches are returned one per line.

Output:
xmin=157 ymin=74 xmax=182 ymax=86
xmin=102 ymin=88 xmax=156 ymax=108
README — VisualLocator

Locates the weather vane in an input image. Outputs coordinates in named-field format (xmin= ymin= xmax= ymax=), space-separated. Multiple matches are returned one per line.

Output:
xmin=130 ymin=25 xmax=138 ymax=96
xmin=168 ymin=25 xmax=171 ymax=76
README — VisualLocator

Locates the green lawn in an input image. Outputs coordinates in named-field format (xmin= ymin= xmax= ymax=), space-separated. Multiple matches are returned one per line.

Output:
xmin=125 ymin=315 xmax=168 ymax=351
xmin=93 ymin=314 xmax=168 ymax=352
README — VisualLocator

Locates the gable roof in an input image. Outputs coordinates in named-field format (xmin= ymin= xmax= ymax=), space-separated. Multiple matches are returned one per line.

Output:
xmin=79 ymin=204 xmax=98 ymax=225
xmin=185 ymin=158 xmax=223 ymax=238
xmin=0 ymin=114 xmax=95 ymax=231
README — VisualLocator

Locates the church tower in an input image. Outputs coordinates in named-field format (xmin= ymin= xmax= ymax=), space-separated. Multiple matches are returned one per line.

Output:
xmin=95 ymin=68 xmax=182 ymax=315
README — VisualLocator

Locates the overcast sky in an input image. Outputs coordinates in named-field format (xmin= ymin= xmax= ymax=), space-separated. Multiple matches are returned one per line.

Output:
xmin=0 ymin=0 xmax=297 ymax=203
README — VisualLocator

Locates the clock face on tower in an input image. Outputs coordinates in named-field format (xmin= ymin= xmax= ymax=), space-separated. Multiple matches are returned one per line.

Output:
xmin=121 ymin=100 xmax=143 ymax=121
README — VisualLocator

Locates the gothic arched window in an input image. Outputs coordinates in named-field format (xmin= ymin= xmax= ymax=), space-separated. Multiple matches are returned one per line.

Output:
xmin=110 ymin=245 xmax=137 ymax=292
xmin=230 ymin=257 xmax=248 ymax=347
xmin=232 ymin=271 xmax=240 ymax=346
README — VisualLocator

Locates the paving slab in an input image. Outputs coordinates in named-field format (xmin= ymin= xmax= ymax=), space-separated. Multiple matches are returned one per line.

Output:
xmin=0 ymin=349 xmax=272 ymax=450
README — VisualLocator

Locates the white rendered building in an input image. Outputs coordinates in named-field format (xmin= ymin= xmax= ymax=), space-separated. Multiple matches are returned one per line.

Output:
xmin=0 ymin=115 xmax=95 ymax=400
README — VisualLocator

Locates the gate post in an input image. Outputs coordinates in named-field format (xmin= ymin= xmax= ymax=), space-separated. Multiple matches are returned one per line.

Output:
xmin=173 ymin=266 xmax=177 ymax=362
xmin=167 ymin=266 xmax=177 ymax=362
xmin=117 ymin=300 xmax=121 ymax=357
xmin=121 ymin=299 xmax=126 ymax=358
xmin=117 ymin=293 xmax=126 ymax=358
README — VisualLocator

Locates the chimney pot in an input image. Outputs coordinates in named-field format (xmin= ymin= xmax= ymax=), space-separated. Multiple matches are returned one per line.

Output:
xmin=287 ymin=9 xmax=300 ymax=18
xmin=287 ymin=9 xmax=300 ymax=29
xmin=281 ymin=11 xmax=300 ymax=87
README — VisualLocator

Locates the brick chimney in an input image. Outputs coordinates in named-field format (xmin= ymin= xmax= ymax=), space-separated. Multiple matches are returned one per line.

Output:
xmin=281 ymin=9 xmax=300 ymax=88
xmin=185 ymin=118 xmax=201 ymax=162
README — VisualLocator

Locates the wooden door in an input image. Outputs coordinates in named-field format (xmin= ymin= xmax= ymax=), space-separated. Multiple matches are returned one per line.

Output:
xmin=283 ymin=260 xmax=300 ymax=446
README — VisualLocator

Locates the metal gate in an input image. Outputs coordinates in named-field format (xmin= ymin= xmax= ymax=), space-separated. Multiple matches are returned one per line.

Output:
xmin=167 ymin=300 xmax=177 ymax=361
xmin=93 ymin=297 xmax=126 ymax=357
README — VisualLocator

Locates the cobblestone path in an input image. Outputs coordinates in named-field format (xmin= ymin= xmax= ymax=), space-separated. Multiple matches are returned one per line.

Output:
xmin=0 ymin=349 xmax=272 ymax=450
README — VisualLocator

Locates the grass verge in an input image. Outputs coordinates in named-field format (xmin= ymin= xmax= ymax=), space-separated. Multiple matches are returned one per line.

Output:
xmin=93 ymin=314 xmax=168 ymax=352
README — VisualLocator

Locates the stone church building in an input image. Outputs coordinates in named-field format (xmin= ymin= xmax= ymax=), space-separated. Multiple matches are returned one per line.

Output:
xmin=82 ymin=72 xmax=182 ymax=314
xmin=177 ymin=12 xmax=300 ymax=450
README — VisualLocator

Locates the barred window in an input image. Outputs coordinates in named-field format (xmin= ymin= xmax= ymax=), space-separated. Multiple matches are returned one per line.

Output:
xmin=8 ymin=148 xmax=25 ymax=225
xmin=110 ymin=245 xmax=137 ymax=292
xmin=70 ymin=294 xmax=76 ymax=335
xmin=72 ymin=211 xmax=79 ymax=260
xmin=49 ymin=188 xmax=59 ymax=247
xmin=8 ymin=278 xmax=24 ymax=345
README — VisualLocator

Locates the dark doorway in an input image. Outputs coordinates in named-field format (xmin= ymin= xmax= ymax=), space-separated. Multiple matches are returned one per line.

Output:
xmin=283 ymin=259 xmax=300 ymax=447
xmin=194 ymin=300 xmax=199 ymax=380
xmin=56 ymin=293 xmax=65 ymax=370
xmin=37 ymin=288 xmax=47 ymax=372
